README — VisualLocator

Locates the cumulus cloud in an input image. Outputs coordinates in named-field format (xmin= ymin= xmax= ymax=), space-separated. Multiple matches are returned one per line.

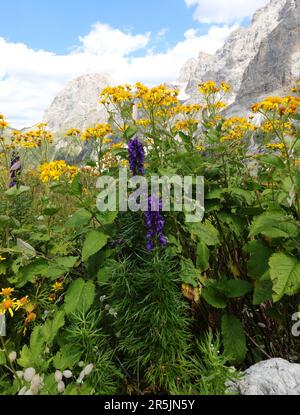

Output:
xmin=0 ymin=22 xmax=236 ymax=128
xmin=184 ymin=0 xmax=269 ymax=24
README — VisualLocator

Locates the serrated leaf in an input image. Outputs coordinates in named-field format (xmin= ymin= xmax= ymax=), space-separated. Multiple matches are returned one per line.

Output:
xmin=188 ymin=220 xmax=220 ymax=246
xmin=82 ymin=230 xmax=108 ymax=262
xmin=249 ymin=211 xmax=298 ymax=239
xmin=222 ymin=314 xmax=247 ymax=364
xmin=221 ymin=280 xmax=252 ymax=298
xmin=47 ymin=256 xmax=78 ymax=280
xmin=41 ymin=310 xmax=65 ymax=345
xmin=269 ymin=253 xmax=300 ymax=302
xmin=65 ymin=209 xmax=92 ymax=228
xmin=53 ymin=345 xmax=81 ymax=371
xmin=64 ymin=279 xmax=95 ymax=315
xmin=202 ymin=286 xmax=227 ymax=308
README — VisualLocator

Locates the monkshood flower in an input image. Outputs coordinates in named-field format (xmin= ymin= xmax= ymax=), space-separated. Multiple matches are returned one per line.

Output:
xmin=9 ymin=151 xmax=22 ymax=188
xmin=145 ymin=196 xmax=167 ymax=252
xmin=128 ymin=138 xmax=145 ymax=176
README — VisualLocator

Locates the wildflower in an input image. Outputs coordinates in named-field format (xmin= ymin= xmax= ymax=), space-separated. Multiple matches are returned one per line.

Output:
xmin=195 ymin=145 xmax=205 ymax=151
xmin=63 ymin=370 xmax=73 ymax=379
xmin=57 ymin=381 xmax=65 ymax=393
xmin=15 ymin=296 xmax=29 ymax=309
xmin=0 ymin=119 xmax=9 ymax=129
xmin=0 ymin=298 xmax=17 ymax=317
xmin=65 ymin=128 xmax=81 ymax=137
xmin=198 ymin=81 xmax=220 ymax=95
xmin=128 ymin=138 xmax=145 ymax=176
xmin=83 ymin=364 xmax=94 ymax=376
xmin=55 ymin=370 xmax=63 ymax=382
xmin=82 ymin=124 xmax=112 ymax=141
xmin=174 ymin=119 xmax=198 ymax=132
xmin=103 ymin=138 xmax=113 ymax=145
xmin=0 ymin=288 xmax=14 ymax=297
xmin=8 ymin=351 xmax=17 ymax=362
xmin=145 ymin=196 xmax=167 ymax=252
xmin=295 ymin=159 xmax=300 ymax=167
xmin=24 ymin=367 xmax=36 ymax=382
xmin=24 ymin=312 xmax=37 ymax=325
xmin=220 ymin=82 xmax=231 ymax=93
xmin=221 ymin=117 xmax=256 ymax=142
xmin=100 ymin=85 xmax=134 ymax=104
xmin=9 ymin=151 xmax=22 ymax=188
xmin=136 ymin=119 xmax=151 ymax=128
xmin=266 ymin=143 xmax=285 ymax=150
xmin=39 ymin=160 xmax=78 ymax=183
xmin=52 ymin=281 xmax=63 ymax=292
xmin=110 ymin=142 xmax=124 ymax=150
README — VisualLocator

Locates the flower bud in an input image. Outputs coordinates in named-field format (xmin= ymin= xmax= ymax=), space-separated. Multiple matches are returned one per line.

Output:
xmin=24 ymin=367 xmax=36 ymax=382
xmin=55 ymin=370 xmax=63 ymax=383
xmin=57 ymin=381 xmax=65 ymax=393
xmin=8 ymin=351 xmax=17 ymax=362
xmin=83 ymin=364 xmax=94 ymax=376
xmin=63 ymin=370 xmax=72 ymax=379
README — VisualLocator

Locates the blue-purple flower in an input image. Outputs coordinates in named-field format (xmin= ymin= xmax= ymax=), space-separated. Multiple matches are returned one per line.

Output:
xmin=145 ymin=196 xmax=167 ymax=252
xmin=9 ymin=151 xmax=22 ymax=188
xmin=128 ymin=138 xmax=145 ymax=176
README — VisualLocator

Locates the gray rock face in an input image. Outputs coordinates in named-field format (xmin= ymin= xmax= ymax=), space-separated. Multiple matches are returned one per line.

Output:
xmin=230 ymin=359 xmax=300 ymax=395
xmin=43 ymin=73 xmax=113 ymax=133
xmin=180 ymin=0 xmax=300 ymax=112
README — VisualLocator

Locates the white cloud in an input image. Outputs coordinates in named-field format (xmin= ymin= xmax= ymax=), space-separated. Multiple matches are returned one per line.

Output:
xmin=185 ymin=0 xmax=269 ymax=24
xmin=0 ymin=22 xmax=236 ymax=128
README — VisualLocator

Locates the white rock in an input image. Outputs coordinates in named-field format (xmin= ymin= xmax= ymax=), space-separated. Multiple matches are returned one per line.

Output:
xmin=228 ymin=358 xmax=300 ymax=395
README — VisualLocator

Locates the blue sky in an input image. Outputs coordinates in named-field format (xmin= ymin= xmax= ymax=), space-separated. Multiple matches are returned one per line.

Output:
xmin=0 ymin=0 xmax=269 ymax=128
xmin=1 ymin=0 xmax=197 ymax=54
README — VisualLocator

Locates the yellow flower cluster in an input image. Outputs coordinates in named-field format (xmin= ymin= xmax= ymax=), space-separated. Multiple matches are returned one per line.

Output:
xmin=252 ymin=95 xmax=300 ymax=115
xmin=195 ymin=145 xmax=205 ymax=151
xmin=136 ymin=83 xmax=179 ymax=109
xmin=198 ymin=81 xmax=231 ymax=95
xmin=261 ymin=120 xmax=293 ymax=134
xmin=174 ymin=119 xmax=198 ymax=132
xmin=39 ymin=160 xmax=78 ymax=183
xmin=221 ymin=117 xmax=256 ymax=142
xmin=136 ymin=119 xmax=151 ymax=128
xmin=266 ymin=143 xmax=285 ymax=151
xmin=0 ymin=113 xmax=10 ymax=129
xmin=65 ymin=128 xmax=81 ymax=137
xmin=100 ymin=85 xmax=134 ymax=104
xmin=82 ymin=124 xmax=112 ymax=141
xmin=0 ymin=288 xmax=29 ymax=318
xmin=19 ymin=124 xmax=54 ymax=149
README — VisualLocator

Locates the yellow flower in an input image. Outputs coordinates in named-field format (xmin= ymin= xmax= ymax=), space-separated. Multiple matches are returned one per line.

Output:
xmin=0 ymin=256 xmax=6 ymax=262
xmin=120 ymin=159 xmax=129 ymax=168
xmin=195 ymin=145 xmax=205 ymax=151
xmin=82 ymin=124 xmax=112 ymax=141
xmin=0 ymin=120 xmax=9 ymax=129
xmin=295 ymin=159 xmax=300 ymax=167
xmin=0 ymin=288 xmax=14 ymax=297
xmin=266 ymin=143 xmax=285 ymax=150
xmin=110 ymin=142 xmax=124 ymax=150
xmin=103 ymin=138 xmax=113 ymax=145
xmin=52 ymin=282 xmax=63 ymax=292
xmin=100 ymin=85 xmax=134 ymax=104
xmin=198 ymin=81 xmax=220 ymax=95
xmin=0 ymin=298 xmax=17 ymax=317
xmin=25 ymin=312 xmax=37 ymax=325
xmin=65 ymin=128 xmax=81 ymax=137
xmin=252 ymin=95 xmax=300 ymax=115
xmin=39 ymin=161 xmax=78 ymax=183
xmin=174 ymin=119 xmax=198 ymax=132
xmin=221 ymin=117 xmax=256 ymax=142
xmin=136 ymin=119 xmax=151 ymax=128
xmin=220 ymin=82 xmax=231 ymax=93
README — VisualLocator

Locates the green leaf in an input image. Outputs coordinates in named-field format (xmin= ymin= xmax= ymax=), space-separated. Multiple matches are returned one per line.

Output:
xmin=244 ymin=240 xmax=273 ymax=279
xmin=41 ymin=311 xmax=65 ymax=345
xmin=259 ymin=154 xmax=285 ymax=169
xmin=71 ymin=173 xmax=83 ymax=196
xmin=64 ymin=278 xmax=95 ymax=315
xmin=222 ymin=314 xmax=247 ymax=364
xmin=180 ymin=258 xmax=200 ymax=287
xmin=82 ymin=230 xmax=108 ymax=262
xmin=0 ymin=215 xmax=11 ymax=226
xmin=269 ymin=253 xmax=300 ymax=302
xmin=202 ymin=285 xmax=227 ymax=309
xmin=43 ymin=207 xmax=60 ymax=216
xmin=97 ymin=261 xmax=117 ymax=283
xmin=226 ymin=188 xmax=255 ymax=205
xmin=47 ymin=256 xmax=78 ymax=280
xmin=221 ymin=280 xmax=252 ymax=298
xmin=249 ymin=211 xmax=298 ymax=239
xmin=188 ymin=220 xmax=220 ymax=246
xmin=53 ymin=345 xmax=81 ymax=371
xmin=5 ymin=185 xmax=30 ymax=197
xmin=253 ymin=276 xmax=273 ymax=305
xmin=18 ymin=326 xmax=44 ymax=368
xmin=196 ymin=241 xmax=209 ymax=273
xmin=65 ymin=209 xmax=92 ymax=228
xmin=95 ymin=211 xmax=118 ymax=225
xmin=16 ymin=238 xmax=36 ymax=257
xmin=125 ymin=125 xmax=138 ymax=140
xmin=16 ymin=259 xmax=49 ymax=287
xmin=0 ymin=350 xmax=6 ymax=366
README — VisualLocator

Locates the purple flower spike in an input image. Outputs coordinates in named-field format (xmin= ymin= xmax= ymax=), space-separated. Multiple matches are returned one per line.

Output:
xmin=145 ymin=196 xmax=167 ymax=252
xmin=9 ymin=151 xmax=22 ymax=188
xmin=128 ymin=138 xmax=145 ymax=176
